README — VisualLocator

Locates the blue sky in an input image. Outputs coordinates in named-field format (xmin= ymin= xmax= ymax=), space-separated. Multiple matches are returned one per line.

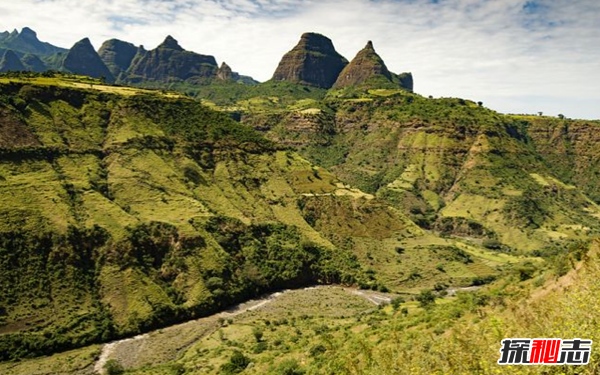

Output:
xmin=1 ymin=0 xmax=599 ymax=119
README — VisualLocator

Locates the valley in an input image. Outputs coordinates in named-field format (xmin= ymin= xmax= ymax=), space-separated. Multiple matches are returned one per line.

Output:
xmin=0 ymin=24 xmax=599 ymax=375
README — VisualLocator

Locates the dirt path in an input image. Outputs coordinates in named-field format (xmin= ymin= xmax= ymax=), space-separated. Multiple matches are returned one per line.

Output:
xmin=93 ymin=286 xmax=391 ymax=374
xmin=350 ymin=289 xmax=392 ymax=305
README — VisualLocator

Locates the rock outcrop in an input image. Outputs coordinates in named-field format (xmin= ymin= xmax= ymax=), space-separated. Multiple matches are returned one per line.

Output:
xmin=62 ymin=38 xmax=115 ymax=82
xmin=217 ymin=62 xmax=235 ymax=81
xmin=272 ymin=32 xmax=348 ymax=88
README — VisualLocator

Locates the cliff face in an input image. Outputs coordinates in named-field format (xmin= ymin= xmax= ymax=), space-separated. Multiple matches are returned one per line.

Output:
xmin=272 ymin=32 xmax=348 ymax=88
xmin=62 ymin=38 xmax=115 ymax=82
xmin=126 ymin=36 xmax=218 ymax=83
xmin=98 ymin=39 xmax=139 ymax=78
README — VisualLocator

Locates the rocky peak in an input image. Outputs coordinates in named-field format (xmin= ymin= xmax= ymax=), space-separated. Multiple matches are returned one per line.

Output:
xmin=98 ymin=38 xmax=139 ymax=77
xmin=0 ymin=27 xmax=66 ymax=56
xmin=158 ymin=35 xmax=184 ymax=51
xmin=19 ymin=27 xmax=37 ymax=39
xmin=333 ymin=40 xmax=392 ymax=88
xmin=62 ymin=38 xmax=115 ymax=82
xmin=217 ymin=62 xmax=234 ymax=80
xmin=272 ymin=32 xmax=348 ymax=88
xmin=0 ymin=50 xmax=25 ymax=72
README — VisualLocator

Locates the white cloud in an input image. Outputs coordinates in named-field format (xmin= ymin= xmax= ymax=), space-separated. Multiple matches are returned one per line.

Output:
xmin=1 ymin=0 xmax=599 ymax=118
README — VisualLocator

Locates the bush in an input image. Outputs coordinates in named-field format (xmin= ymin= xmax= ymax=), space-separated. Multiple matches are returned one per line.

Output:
xmin=104 ymin=359 xmax=124 ymax=375
xmin=252 ymin=327 xmax=264 ymax=342
xmin=483 ymin=239 xmax=502 ymax=250
xmin=391 ymin=296 xmax=405 ymax=310
xmin=220 ymin=350 xmax=250 ymax=374
xmin=416 ymin=290 xmax=436 ymax=309
xmin=309 ymin=343 xmax=327 ymax=357
xmin=275 ymin=359 xmax=305 ymax=375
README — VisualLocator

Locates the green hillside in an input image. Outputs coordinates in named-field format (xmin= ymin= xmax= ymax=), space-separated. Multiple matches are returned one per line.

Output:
xmin=0 ymin=73 xmax=379 ymax=360
xmin=236 ymin=89 xmax=600 ymax=253
xmin=0 ymin=71 xmax=598 ymax=374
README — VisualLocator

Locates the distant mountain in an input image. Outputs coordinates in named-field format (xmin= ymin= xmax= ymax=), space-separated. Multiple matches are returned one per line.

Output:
xmin=97 ymin=38 xmax=138 ymax=79
xmin=333 ymin=40 xmax=412 ymax=91
xmin=0 ymin=29 xmax=412 ymax=96
xmin=0 ymin=27 xmax=66 ymax=56
xmin=125 ymin=35 xmax=218 ymax=83
xmin=21 ymin=53 xmax=47 ymax=72
xmin=0 ymin=50 xmax=25 ymax=72
xmin=272 ymin=32 xmax=348 ymax=88
xmin=62 ymin=38 xmax=114 ymax=82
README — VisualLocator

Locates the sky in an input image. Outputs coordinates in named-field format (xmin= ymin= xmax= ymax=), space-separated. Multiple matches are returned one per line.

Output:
xmin=1 ymin=0 xmax=599 ymax=119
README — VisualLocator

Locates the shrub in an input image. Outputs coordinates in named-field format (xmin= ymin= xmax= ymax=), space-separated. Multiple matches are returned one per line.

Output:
xmin=252 ymin=327 xmax=264 ymax=342
xmin=416 ymin=290 xmax=436 ymax=309
xmin=309 ymin=343 xmax=327 ymax=357
xmin=391 ymin=297 xmax=405 ymax=310
xmin=483 ymin=239 xmax=502 ymax=250
xmin=104 ymin=359 xmax=124 ymax=375
xmin=220 ymin=350 xmax=250 ymax=374
xmin=275 ymin=359 xmax=305 ymax=375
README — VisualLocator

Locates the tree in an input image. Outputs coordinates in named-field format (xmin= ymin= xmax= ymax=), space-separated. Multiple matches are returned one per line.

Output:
xmin=558 ymin=114 xmax=565 ymax=119
xmin=477 ymin=101 xmax=483 ymax=107
xmin=252 ymin=327 xmax=264 ymax=342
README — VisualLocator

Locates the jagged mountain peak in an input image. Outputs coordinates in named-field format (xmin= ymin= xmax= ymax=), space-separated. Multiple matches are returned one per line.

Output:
xmin=19 ymin=27 xmax=37 ymax=38
xmin=158 ymin=35 xmax=183 ymax=51
xmin=0 ymin=26 xmax=66 ymax=56
xmin=62 ymin=38 xmax=115 ymax=82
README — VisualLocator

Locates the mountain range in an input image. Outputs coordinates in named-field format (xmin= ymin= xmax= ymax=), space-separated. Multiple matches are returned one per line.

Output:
xmin=0 ymin=28 xmax=413 ymax=92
